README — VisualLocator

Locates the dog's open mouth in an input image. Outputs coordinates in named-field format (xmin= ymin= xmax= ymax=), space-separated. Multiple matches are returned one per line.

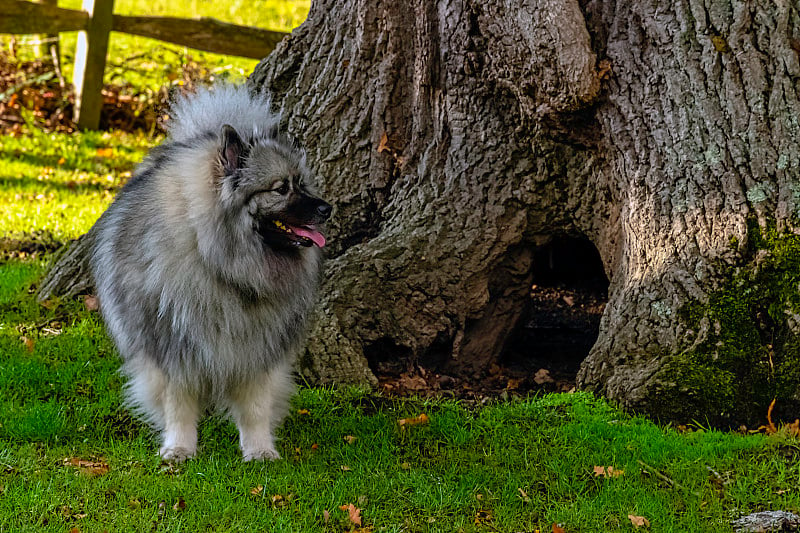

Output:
xmin=269 ymin=219 xmax=326 ymax=248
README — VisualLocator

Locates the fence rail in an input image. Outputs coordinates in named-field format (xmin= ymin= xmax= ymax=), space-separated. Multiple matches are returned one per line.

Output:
xmin=1 ymin=0 xmax=289 ymax=129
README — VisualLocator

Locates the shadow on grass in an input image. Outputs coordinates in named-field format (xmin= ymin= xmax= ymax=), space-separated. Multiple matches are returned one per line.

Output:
xmin=0 ymin=173 xmax=121 ymax=194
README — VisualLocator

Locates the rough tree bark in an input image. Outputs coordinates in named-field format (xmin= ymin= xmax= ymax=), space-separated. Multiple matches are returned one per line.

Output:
xmin=248 ymin=0 xmax=800 ymax=423
xmin=42 ymin=0 xmax=800 ymax=423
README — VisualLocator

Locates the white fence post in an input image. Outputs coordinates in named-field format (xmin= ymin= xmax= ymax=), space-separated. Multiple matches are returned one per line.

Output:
xmin=72 ymin=0 xmax=114 ymax=130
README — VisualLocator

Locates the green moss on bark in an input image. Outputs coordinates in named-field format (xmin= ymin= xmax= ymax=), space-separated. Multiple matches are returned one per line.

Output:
xmin=648 ymin=221 xmax=800 ymax=426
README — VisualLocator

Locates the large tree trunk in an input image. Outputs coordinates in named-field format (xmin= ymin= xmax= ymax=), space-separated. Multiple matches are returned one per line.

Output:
xmin=42 ymin=0 xmax=800 ymax=424
xmin=248 ymin=0 xmax=800 ymax=424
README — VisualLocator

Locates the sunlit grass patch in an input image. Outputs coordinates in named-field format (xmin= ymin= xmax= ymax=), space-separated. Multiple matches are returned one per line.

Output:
xmin=0 ymin=127 xmax=156 ymax=242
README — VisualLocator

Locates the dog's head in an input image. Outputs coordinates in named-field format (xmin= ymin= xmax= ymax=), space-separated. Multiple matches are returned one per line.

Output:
xmin=215 ymin=124 xmax=332 ymax=251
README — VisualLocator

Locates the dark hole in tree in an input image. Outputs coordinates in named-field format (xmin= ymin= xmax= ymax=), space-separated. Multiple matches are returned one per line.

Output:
xmin=364 ymin=337 xmax=414 ymax=378
xmin=500 ymin=236 xmax=609 ymax=391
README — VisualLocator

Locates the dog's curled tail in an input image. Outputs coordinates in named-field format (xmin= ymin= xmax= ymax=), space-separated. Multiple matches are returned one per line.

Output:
xmin=166 ymin=84 xmax=279 ymax=143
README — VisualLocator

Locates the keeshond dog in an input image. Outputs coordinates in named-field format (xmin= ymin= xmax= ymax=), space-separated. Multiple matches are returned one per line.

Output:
xmin=89 ymin=84 xmax=331 ymax=462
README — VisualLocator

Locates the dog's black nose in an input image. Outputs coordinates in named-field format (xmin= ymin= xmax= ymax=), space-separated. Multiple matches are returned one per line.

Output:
xmin=317 ymin=203 xmax=332 ymax=219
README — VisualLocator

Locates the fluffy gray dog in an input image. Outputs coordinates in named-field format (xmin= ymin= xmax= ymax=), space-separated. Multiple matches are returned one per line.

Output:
xmin=89 ymin=84 xmax=331 ymax=462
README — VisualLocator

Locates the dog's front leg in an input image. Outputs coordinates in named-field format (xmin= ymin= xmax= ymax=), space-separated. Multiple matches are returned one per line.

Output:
xmin=226 ymin=363 xmax=294 ymax=461
xmin=159 ymin=381 xmax=200 ymax=462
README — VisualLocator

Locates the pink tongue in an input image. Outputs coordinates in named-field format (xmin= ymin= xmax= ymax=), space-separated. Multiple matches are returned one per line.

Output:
xmin=291 ymin=226 xmax=326 ymax=247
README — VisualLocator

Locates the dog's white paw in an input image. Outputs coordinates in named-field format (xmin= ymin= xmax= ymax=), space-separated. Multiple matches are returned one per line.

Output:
xmin=242 ymin=447 xmax=281 ymax=462
xmin=159 ymin=445 xmax=196 ymax=463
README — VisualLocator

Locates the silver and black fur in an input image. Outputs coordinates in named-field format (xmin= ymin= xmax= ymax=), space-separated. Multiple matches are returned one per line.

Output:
xmin=89 ymin=84 xmax=331 ymax=462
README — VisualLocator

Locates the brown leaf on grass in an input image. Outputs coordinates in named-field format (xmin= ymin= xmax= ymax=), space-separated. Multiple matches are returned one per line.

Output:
xmin=172 ymin=498 xmax=186 ymax=511
xmin=785 ymin=419 xmax=800 ymax=438
xmin=339 ymin=503 xmax=362 ymax=526
xmin=20 ymin=336 xmax=34 ymax=353
xmin=552 ymin=523 xmax=567 ymax=533
xmin=250 ymin=485 xmax=264 ymax=496
xmin=344 ymin=435 xmax=357 ymax=444
xmin=64 ymin=457 xmax=109 ymax=477
xmin=340 ymin=465 xmax=352 ymax=472
xmin=323 ymin=509 xmax=330 ymax=523
xmin=628 ymin=515 xmax=650 ymax=528
xmin=311 ymin=443 xmax=319 ymax=451
xmin=297 ymin=409 xmax=310 ymax=415
xmin=474 ymin=509 xmax=493 ymax=525
xmin=517 ymin=487 xmax=530 ymax=503
xmin=83 ymin=294 xmax=99 ymax=311
xmin=95 ymin=147 xmax=113 ymax=158
xmin=397 ymin=413 xmax=429 ymax=427
xmin=593 ymin=465 xmax=624 ymax=478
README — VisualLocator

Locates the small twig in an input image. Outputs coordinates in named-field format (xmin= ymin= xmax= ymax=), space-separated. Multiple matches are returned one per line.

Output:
xmin=637 ymin=460 xmax=702 ymax=498
xmin=50 ymin=44 xmax=65 ymax=89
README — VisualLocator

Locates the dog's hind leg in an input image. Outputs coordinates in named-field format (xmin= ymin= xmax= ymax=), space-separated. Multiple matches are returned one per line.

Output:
xmin=225 ymin=361 xmax=295 ymax=461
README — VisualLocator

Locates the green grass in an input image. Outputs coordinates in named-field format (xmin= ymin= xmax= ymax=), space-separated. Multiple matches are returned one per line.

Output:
xmin=0 ymin=126 xmax=155 ymax=242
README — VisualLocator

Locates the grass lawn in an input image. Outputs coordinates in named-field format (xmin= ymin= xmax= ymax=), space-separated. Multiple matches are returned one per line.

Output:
xmin=1 ymin=2 xmax=799 ymax=530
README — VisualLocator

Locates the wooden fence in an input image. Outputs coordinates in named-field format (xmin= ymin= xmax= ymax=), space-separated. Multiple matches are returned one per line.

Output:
xmin=1 ymin=0 xmax=289 ymax=129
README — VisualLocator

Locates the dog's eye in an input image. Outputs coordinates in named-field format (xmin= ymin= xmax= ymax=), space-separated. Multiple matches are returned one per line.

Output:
xmin=273 ymin=182 xmax=289 ymax=195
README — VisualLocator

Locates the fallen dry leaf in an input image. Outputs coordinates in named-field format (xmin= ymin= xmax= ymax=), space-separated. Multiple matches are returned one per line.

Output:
xmin=64 ymin=457 xmax=109 ymax=477
xmin=474 ymin=509 xmax=493 ymax=525
xmin=323 ymin=509 xmax=330 ymax=523
xmin=377 ymin=132 xmax=390 ymax=153
xmin=20 ymin=336 xmax=35 ymax=353
xmin=250 ymin=485 xmax=264 ymax=496
xmin=628 ymin=514 xmax=650 ymax=528
xmin=83 ymin=294 xmax=99 ymax=311
xmin=597 ymin=59 xmax=613 ymax=80
xmin=534 ymin=368 xmax=554 ymax=385
xmin=172 ymin=498 xmax=186 ymax=511
xmin=297 ymin=409 xmax=310 ymax=415
xmin=397 ymin=413 xmax=430 ymax=427
xmin=593 ymin=465 xmax=624 ymax=478
xmin=517 ymin=487 xmax=530 ymax=503
xmin=344 ymin=435 xmax=357 ymax=444
xmin=766 ymin=398 xmax=778 ymax=434
xmin=339 ymin=503 xmax=362 ymax=526
xmin=552 ymin=523 xmax=567 ymax=533
xmin=95 ymin=147 xmax=113 ymax=158
xmin=340 ymin=465 xmax=352 ymax=471
xmin=506 ymin=377 xmax=524 ymax=390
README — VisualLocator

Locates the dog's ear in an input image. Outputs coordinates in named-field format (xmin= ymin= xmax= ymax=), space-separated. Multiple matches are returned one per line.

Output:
xmin=219 ymin=124 xmax=247 ymax=177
